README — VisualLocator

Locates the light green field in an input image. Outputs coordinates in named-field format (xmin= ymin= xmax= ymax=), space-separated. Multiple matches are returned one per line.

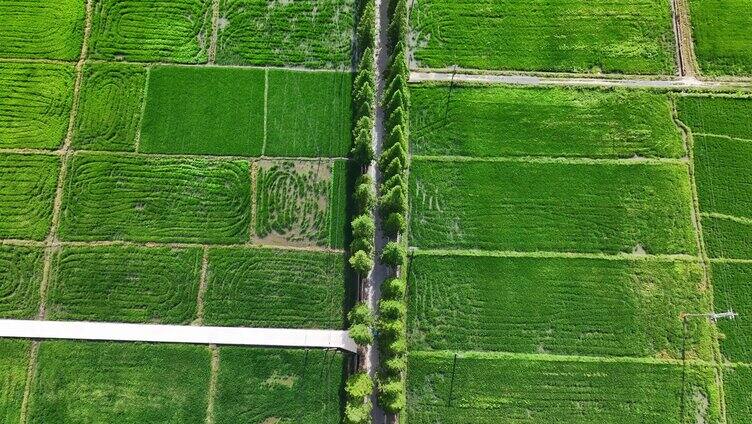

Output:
xmin=407 ymin=351 xmax=720 ymax=424
xmin=255 ymin=160 xmax=344 ymax=248
xmin=0 ymin=340 xmax=30 ymax=423
xmin=0 ymin=0 xmax=84 ymax=60
xmin=59 ymin=153 xmax=252 ymax=243
xmin=0 ymin=154 xmax=60 ymax=240
xmin=204 ymin=247 xmax=345 ymax=328
xmin=725 ymin=365 xmax=752 ymax=424
xmin=410 ymin=85 xmax=683 ymax=158
xmin=409 ymin=159 xmax=696 ymax=254
xmin=410 ymin=0 xmax=676 ymax=74
xmin=688 ymin=0 xmax=752 ymax=76
xmin=712 ymin=262 xmax=752 ymax=363
xmin=216 ymin=0 xmax=355 ymax=68
xmin=27 ymin=341 xmax=210 ymax=423
xmin=88 ymin=0 xmax=212 ymax=63
xmin=140 ymin=66 xmax=265 ymax=156
xmin=693 ymin=135 xmax=752 ymax=259
xmin=215 ymin=347 xmax=344 ymax=424
xmin=0 ymin=62 xmax=75 ymax=149
xmin=408 ymin=254 xmax=712 ymax=359
xmin=73 ymin=63 xmax=147 ymax=151
xmin=47 ymin=245 xmax=202 ymax=324
xmin=266 ymin=69 xmax=352 ymax=157
xmin=678 ymin=96 xmax=752 ymax=140
xmin=0 ymin=245 xmax=43 ymax=319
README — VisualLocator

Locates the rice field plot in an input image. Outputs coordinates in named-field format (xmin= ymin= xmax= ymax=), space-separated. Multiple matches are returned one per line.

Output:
xmin=0 ymin=154 xmax=60 ymax=240
xmin=0 ymin=340 xmax=30 ymax=423
xmin=72 ymin=63 xmax=147 ymax=152
xmin=411 ymin=84 xmax=683 ymax=158
xmin=140 ymin=66 xmax=265 ymax=156
xmin=215 ymin=347 xmax=344 ymax=424
xmin=687 ymin=0 xmax=752 ymax=76
xmin=0 ymin=62 xmax=75 ymax=150
xmin=215 ymin=0 xmax=355 ymax=68
xmin=0 ymin=246 xmax=43 ymax=319
xmin=711 ymin=262 xmax=752 ymax=363
xmin=255 ymin=160 xmax=344 ymax=248
xmin=46 ymin=245 xmax=202 ymax=324
xmin=409 ymin=159 xmax=696 ymax=254
xmin=27 ymin=341 xmax=210 ymax=423
xmin=407 ymin=254 xmax=712 ymax=360
xmin=205 ymin=247 xmax=345 ymax=328
xmin=0 ymin=0 xmax=84 ymax=60
xmin=410 ymin=0 xmax=676 ymax=75
xmin=407 ymin=351 xmax=720 ymax=424
xmin=692 ymin=135 xmax=752 ymax=259
xmin=88 ymin=0 xmax=212 ymax=63
xmin=59 ymin=153 xmax=252 ymax=244
xmin=678 ymin=96 xmax=752 ymax=141
xmin=725 ymin=365 xmax=752 ymax=424
xmin=266 ymin=69 xmax=352 ymax=158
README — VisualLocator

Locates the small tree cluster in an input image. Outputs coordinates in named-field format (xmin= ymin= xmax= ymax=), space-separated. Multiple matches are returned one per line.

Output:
xmin=349 ymin=302 xmax=374 ymax=346
xmin=345 ymin=372 xmax=374 ymax=424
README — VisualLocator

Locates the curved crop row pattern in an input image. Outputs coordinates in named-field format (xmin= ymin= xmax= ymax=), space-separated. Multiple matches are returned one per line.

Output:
xmin=0 ymin=246 xmax=43 ymax=320
xmin=0 ymin=0 xmax=85 ymax=60
xmin=0 ymin=154 xmax=60 ymax=240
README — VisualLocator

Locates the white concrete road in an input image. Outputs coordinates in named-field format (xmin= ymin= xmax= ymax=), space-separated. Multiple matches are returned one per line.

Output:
xmin=0 ymin=319 xmax=357 ymax=352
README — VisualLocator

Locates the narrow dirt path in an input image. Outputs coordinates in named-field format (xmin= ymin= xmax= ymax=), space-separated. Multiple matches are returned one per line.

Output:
xmin=671 ymin=0 xmax=698 ymax=78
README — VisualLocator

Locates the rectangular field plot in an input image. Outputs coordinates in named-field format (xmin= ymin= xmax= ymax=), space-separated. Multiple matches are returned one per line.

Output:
xmin=711 ymin=262 xmax=752 ymax=363
xmin=407 ymin=352 xmax=720 ymax=424
xmin=266 ymin=69 xmax=352 ymax=157
xmin=410 ymin=0 xmax=676 ymax=75
xmin=216 ymin=0 xmax=355 ymax=68
xmin=0 ymin=340 xmax=30 ymax=423
xmin=46 ymin=245 xmax=203 ymax=324
xmin=72 ymin=63 xmax=147 ymax=152
xmin=140 ymin=66 xmax=265 ymax=156
xmin=693 ymin=135 xmax=752 ymax=259
xmin=59 ymin=153 xmax=252 ymax=244
xmin=688 ymin=0 xmax=752 ymax=76
xmin=27 ymin=341 xmax=210 ymax=424
xmin=0 ymin=154 xmax=60 ymax=240
xmin=88 ymin=0 xmax=212 ymax=63
xmin=678 ymin=96 xmax=752 ymax=141
xmin=725 ymin=366 xmax=752 ymax=424
xmin=0 ymin=245 xmax=43 ymax=319
xmin=408 ymin=160 xmax=696 ymax=254
xmin=204 ymin=247 xmax=345 ymax=328
xmin=255 ymin=160 xmax=347 ymax=248
xmin=407 ymin=254 xmax=712 ymax=360
xmin=410 ymin=85 xmax=683 ymax=158
xmin=215 ymin=347 xmax=344 ymax=424
xmin=0 ymin=62 xmax=75 ymax=149
xmin=0 ymin=0 xmax=84 ymax=60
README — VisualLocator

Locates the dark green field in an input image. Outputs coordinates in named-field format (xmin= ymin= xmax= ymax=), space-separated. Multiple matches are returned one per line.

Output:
xmin=725 ymin=365 xmax=752 ymax=424
xmin=688 ymin=0 xmax=752 ymax=76
xmin=205 ymin=247 xmax=346 ymax=328
xmin=410 ymin=85 xmax=683 ymax=158
xmin=712 ymin=262 xmax=752 ymax=363
xmin=407 ymin=351 xmax=720 ymax=424
xmin=408 ymin=253 xmax=712 ymax=359
xmin=0 ymin=246 xmax=43 ymax=319
xmin=140 ymin=66 xmax=265 ymax=156
xmin=0 ymin=62 xmax=75 ymax=149
xmin=410 ymin=0 xmax=676 ymax=74
xmin=46 ymin=245 xmax=203 ymax=324
xmin=215 ymin=347 xmax=344 ymax=424
xmin=409 ymin=159 xmax=696 ymax=254
xmin=0 ymin=340 xmax=30 ymax=423
xmin=73 ymin=63 xmax=147 ymax=152
xmin=0 ymin=154 xmax=60 ymax=240
xmin=678 ymin=96 xmax=752 ymax=141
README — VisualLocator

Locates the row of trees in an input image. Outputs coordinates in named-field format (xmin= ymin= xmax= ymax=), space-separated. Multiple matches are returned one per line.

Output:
xmin=376 ymin=0 xmax=410 ymax=417
xmin=345 ymin=0 xmax=377 ymax=423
